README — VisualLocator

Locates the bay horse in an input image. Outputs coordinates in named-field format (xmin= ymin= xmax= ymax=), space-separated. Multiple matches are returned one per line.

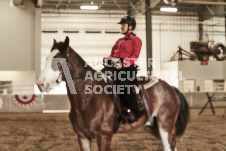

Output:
xmin=36 ymin=36 xmax=190 ymax=151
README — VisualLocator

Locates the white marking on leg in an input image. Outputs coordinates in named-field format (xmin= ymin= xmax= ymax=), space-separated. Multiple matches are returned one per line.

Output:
xmin=81 ymin=138 xmax=91 ymax=151
xmin=144 ymin=105 xmax=159 ymax=126
xmin=159 ymin=128 xmax=171 ymax=151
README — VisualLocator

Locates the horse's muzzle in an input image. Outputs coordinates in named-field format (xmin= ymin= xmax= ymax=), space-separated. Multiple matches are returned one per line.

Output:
xmin=36 ymin=83 xmax=45 ymax=92
xmin=36 ymin=82 xmax=52 ymax=92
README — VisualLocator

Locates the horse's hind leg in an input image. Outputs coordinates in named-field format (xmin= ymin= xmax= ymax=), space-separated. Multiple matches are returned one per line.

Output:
xmin=168 ymin=133 xmax=176 ymax=151
xmin=77 ymin=135 xmax=91 ymax=151
xmin=159 ymin=128 xmax=177 ymax=151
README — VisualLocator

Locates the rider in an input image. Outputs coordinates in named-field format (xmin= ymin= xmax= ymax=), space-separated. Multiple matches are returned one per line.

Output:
xmin=103 ymin=16 xmax=143 ymax=123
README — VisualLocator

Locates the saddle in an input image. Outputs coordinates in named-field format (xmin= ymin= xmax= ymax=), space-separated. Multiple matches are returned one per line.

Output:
xmin=102 ymin=73 xmax=158 ymax=124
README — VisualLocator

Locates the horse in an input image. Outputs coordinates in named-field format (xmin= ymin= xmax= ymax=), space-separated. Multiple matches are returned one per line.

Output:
xmin=36 ymin=36 xmax=190 ymax=151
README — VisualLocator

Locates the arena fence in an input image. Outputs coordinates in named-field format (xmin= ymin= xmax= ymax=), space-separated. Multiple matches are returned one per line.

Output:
xmin=0 ymin=94 xmax=70 ymax=113
xmin=0 ymin=92 xmax=225 ymax=113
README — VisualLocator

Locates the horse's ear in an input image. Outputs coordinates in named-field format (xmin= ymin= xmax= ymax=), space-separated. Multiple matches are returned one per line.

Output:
xmin=64 ymin=36 xmax=69 ymax=48
xmin=51 ymin=39 xmax=57 ymax=51
xmin=53 ymin=39 xmax=57 ymax=45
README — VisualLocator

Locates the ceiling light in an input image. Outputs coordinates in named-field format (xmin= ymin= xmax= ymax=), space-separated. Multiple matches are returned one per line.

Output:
xmin=160 ymin=7 xmax=177 ymax=12
xmin=80 ymin=5 xmax=98 ymax=10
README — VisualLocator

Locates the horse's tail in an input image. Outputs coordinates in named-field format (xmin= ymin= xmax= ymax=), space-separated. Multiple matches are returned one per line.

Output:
xmin=174 ymin=87 xmax=190 ymax=137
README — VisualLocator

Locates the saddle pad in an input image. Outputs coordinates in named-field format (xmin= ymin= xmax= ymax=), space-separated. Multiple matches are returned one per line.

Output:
xmin=143 ymin=77 xmax=159 ymax=89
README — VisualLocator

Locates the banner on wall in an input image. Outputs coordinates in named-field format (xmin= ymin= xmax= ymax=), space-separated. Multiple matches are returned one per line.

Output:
xmin=13 ymin=94 xmax=37 ymax=107
xmin=200 ymin=61 xmax=208 ymax=65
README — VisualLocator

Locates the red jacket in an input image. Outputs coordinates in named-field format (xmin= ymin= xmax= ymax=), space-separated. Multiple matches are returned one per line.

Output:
xmin=109 ymin=32 xmax=142 ymax=67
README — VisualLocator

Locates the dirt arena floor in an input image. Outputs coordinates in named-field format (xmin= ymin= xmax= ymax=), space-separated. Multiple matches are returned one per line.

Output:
xmin=0 ymin=108 xmax=225 ymax=151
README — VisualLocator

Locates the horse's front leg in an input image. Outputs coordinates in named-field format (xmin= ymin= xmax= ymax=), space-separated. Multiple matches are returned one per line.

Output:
xmin=77 ymin=135 xmax=92 ymax=151
xmin=97 ymin=134 xmax=113 ymax=151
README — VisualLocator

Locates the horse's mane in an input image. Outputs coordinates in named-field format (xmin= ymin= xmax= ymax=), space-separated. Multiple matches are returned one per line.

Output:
xmin=69 ymin=46 xmax=97 ymax=73
xmin=53 ymin=42 xmax=96 ymax=73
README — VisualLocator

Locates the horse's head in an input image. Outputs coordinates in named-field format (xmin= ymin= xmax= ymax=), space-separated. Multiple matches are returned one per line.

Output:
xmin=36 ymin=36 xmax=72 ymax=92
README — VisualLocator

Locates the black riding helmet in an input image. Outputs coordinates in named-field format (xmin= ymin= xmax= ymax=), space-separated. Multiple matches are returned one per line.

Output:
xmin=118 ymin=16 xmax=136 ymax=30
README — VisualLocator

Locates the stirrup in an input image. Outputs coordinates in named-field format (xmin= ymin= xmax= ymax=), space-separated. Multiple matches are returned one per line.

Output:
xmin=143 ymin=120 xmax=154 ymax=132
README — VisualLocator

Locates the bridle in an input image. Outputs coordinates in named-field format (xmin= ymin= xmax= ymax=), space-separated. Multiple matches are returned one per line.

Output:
xmin=55 ymin=51 xmax=104 ymax=84
xmin=56 ymin=69 xmax=83 ymax=83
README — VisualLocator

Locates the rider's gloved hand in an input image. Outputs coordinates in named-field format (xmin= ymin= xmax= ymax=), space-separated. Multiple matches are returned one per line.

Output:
xmin=103 ymin=57 xmax=107 ymax=64
xmin=115 ymin=63 xmax=122 ymax=69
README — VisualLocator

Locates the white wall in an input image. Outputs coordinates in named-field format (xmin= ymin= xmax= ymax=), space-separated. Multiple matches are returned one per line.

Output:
xmin=161 ymin=61 xmax=179 ymax=87
xmin=41 ymin=12 xmax=225 ymax=94
xmin=0 ymin=6 xmax=223 ymax=94
xmin=41 ymin=12 xmax=225 ymax=74
xmin=203 ymin=17 xmax=225 ymax=44
xmin=151 ymin=16 xmax=225 ymax=74
xmin=41 ymin=12 xmax=147 ymax=75
xmin=0 ymin=71 xmax=35 ymax=94
xmin=162 ymin=60 xmax=226 ymax=92
xmin=178 ymin=60 xmax=226 ymax=91
xmin=152 ymin=15 xmax=199 ymax=73
xmin=0 ymin=0 xmax=35 ymax=70
xmin=0 ymin=0 xmax=41 ymax=94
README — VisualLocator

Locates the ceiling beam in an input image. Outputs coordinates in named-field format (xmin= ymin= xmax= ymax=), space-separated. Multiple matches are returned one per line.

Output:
xmin=113 ymin=0 xmax=123 ymax=10
xmin=37 ymin=0 xmax=44 ymax=7
xmin=177 ymin=0 xmax=226 ymax=5
xmin=128 ymin=0 xmax=146 ymax=16
xmin=12 ymin=0 xmax=23 ymax=6
xmin=150 ymin=0 xmax=162 ymax=8
xmin=42 ymin=5 xmax=132 ymax=10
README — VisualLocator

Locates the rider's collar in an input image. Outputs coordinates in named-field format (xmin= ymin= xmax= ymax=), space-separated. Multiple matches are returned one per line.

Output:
xmin=125 ymin=32 xmax=136 ymax=38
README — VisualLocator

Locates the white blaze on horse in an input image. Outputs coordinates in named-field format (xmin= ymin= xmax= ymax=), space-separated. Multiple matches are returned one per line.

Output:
xmin=36 ymin=36 xmax=190 ymax=151
xmin=37 ymin=48 xmax=61 ymax=92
